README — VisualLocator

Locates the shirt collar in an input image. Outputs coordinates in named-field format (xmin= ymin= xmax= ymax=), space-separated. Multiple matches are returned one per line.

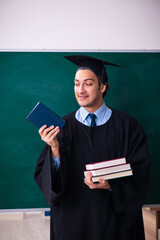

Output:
xmin=79 ymin=107 xmax=89 ymax=122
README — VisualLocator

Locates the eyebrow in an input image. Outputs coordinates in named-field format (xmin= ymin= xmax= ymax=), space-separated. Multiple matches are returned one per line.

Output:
xmin=74 ymin=78 xmax=95 ymax=82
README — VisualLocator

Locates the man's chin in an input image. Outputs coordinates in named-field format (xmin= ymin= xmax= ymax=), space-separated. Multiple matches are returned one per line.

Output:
xmin=78 ymin=102 xmax=91 ymax=108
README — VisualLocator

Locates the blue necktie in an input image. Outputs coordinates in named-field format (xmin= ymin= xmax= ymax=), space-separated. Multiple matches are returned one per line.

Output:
xmin=88 ymin=113 xmax=96 ymax=127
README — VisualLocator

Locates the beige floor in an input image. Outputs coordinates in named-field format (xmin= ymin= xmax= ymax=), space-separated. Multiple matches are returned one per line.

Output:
xmin=0 ymin=210 xmax=159 ymax=240
xmin=0 ymin=211 xmax=50 ymax=240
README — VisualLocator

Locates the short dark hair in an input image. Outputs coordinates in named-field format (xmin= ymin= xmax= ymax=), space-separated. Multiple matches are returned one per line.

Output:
xmin=97 ymin=76 xmax=109 ymax=98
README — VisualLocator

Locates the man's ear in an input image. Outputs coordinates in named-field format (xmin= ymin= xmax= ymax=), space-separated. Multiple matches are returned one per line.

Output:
xmin=100 ymin=83 xmax=107 ymax=93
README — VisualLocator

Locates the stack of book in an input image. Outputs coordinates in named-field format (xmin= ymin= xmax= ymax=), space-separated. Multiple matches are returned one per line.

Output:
xmin=84 ymin=157 xmax=133 ymax=183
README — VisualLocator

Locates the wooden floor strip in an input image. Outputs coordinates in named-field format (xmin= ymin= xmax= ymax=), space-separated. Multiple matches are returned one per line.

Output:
xmin=0 ymin=211 xmax=50 ymax=240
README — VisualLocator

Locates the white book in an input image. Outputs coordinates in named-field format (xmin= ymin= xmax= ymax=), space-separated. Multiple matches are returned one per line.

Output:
xmin=92 ymin=169 xmax=133 ymax=183
xmin=85 ymin=157 xmax=126 ymax=170
xmin=84 ymin=163 xmax=131 ymax=177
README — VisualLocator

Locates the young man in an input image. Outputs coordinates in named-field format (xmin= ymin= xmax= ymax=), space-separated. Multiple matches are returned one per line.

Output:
xmin=34 ymin=55 xmax=150 ymax=240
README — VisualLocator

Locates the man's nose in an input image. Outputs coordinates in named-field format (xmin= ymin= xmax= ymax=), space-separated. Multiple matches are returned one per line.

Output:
xmin=78 ymin=84 xmax=85 ymax=93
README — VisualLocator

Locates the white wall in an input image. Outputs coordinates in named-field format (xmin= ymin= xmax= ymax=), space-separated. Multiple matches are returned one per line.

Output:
xmin=0 ymin=0 xmax=160 ymax=50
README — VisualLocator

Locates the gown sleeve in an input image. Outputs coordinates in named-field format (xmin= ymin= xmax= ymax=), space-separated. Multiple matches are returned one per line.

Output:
xmin=108 ymin=117 xmax=150 ymax=227
xmin=34 ymin=126 xmax=70 ymax=205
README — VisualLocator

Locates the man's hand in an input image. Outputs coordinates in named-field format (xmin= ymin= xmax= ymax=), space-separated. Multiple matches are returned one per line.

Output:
xmin=84 ymin=171 xmax=111 ymax=190
xmin=39 ymin=125 xmax=60 ymax=158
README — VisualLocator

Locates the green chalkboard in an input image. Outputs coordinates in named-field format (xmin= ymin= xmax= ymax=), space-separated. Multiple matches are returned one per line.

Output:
xmin=0 ymin=52 xmax=159 ymax=209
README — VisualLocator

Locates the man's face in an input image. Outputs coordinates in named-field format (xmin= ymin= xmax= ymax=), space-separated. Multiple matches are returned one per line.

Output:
xmin=74 ymin=69 xmax=106 ymax=112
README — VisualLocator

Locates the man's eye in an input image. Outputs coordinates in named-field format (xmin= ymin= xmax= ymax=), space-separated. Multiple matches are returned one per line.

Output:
xmin=86 ymin=83 xmax=92 ymax=86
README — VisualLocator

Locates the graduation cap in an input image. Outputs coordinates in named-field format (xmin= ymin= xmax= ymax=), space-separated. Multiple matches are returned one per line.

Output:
xmin=64 ymin=55 xmax=120 ymax=84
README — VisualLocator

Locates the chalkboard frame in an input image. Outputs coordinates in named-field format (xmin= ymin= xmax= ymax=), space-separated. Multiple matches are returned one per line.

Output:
xmin=0 ymin=51 xmax=159 ymax=209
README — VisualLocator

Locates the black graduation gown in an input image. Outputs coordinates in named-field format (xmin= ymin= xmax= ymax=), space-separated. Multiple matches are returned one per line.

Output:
xmin=34 ymin=109 xmax=150 ymax=240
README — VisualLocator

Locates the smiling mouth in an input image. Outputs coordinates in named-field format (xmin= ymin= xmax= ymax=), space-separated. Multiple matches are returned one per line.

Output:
xmin=78 ymin=96 xmax=88 ymax=100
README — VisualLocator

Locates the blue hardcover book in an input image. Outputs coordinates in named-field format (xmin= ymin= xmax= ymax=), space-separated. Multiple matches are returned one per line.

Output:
xmin=26 ymin=102 xmax=65 ymax=129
